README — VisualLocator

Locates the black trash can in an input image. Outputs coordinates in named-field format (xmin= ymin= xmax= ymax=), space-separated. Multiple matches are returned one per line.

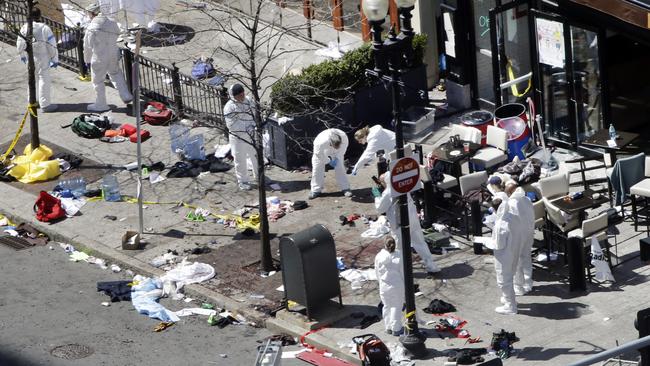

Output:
xmin=280 ymin=225 xmax=342 ymax=318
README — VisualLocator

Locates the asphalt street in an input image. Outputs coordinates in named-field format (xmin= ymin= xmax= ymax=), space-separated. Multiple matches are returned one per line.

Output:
xmin=0 ymin=243 xmax=308 ymax=366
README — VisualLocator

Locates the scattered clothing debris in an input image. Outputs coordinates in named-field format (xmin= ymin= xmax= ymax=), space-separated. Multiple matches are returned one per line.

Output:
xmin=360 ymin=216 xmax=390 ymax=238
xmin=175 ymin=307 xmax=217 ymax=317
xmin=448 ymin=348 xmax=488 ymax=365
xmin=166 ymin=155 xmax=231 ymax=178
xmin=490 ymin=329 xmax=519 ymax=359
xmin=160 ymin=259 xmax=215 ymax=289
xmin=97 ymin=280 xmax=132 ymax=302
xmin=131 ymin=275 xmax=180 ymax=322
xmin=423 ymin=299 xmax=457 ymax=314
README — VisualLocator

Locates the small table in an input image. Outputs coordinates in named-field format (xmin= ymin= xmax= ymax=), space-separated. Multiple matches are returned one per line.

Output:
xmin=581 ymin=129 xmax=640 ymax=162
xmin=549 ymin=189 xmax=609 ymax=216
xmin=431 ymin=141 xmax=481 ymax=177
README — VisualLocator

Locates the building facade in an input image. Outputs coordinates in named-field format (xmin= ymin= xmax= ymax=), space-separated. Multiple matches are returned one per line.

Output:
xmin=431 ymin=0 xmax=650 ymax=151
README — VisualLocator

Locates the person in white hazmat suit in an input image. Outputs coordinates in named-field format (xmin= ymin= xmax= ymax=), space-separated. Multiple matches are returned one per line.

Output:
xmin=309 ymin=129 xmax=352 ymax=199
xmin=488 ymin=181 xmax=533 ymax=315
xmin=121 ymin=0 xmax=160 ymax=31
xmin=223 ymin=84 xmax=257 ymax=191
xmin=16 ymin=7 xmax=59 ymax=112
xmin=374 ymin=236 xmax=405 ymax=335
xmin=509 ymin=183 xmax=535 ymax=295
xmin=352 ymin=125 xmax=395 ymax=176
xmin=375 ymin=172 xmax=440 ymax=273
xmin=83 ymin=4 xmax=133 ymax=112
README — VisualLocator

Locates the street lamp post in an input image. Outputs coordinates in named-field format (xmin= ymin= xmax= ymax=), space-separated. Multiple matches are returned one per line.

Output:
xmin=362 ymin=0 xmax=427 ymax=358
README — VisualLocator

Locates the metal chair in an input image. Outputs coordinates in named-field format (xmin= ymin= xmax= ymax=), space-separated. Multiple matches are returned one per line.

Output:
xmin=567 ymin=212 xmax=611 ymax=282
xmin=451 ymin=124 xmax=481 ymax=145
xmin=631 ymin=156 xmax=650 ymax=234
xmin=539 ymin=174 xmax=580 ymax=233
xmin=470 ymin=125 xmax=508 ymax=171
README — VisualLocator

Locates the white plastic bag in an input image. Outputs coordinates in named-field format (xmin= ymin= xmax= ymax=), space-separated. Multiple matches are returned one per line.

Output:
xmin=160 ymin=259 xmax=215 ymax=288
xmin=591 ymin=237 xmax=615 ymax=282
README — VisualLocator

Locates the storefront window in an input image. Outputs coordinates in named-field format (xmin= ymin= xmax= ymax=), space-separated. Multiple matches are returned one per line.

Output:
xmin=472 ymin=0 xmax=497 ymax=107
xmin=494 ymin=4 xmax=532 ymax=105
xmin=570 ymin=27 xmax=602 ymax=141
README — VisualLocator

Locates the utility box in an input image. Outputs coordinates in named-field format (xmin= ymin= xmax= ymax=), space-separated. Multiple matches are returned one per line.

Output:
xmin=280 ymin=225 xmax=342 ymax=319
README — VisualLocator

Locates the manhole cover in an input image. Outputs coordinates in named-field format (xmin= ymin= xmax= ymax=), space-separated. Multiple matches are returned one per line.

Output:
xmin=50 ymin=344 xmax=94 ymax=359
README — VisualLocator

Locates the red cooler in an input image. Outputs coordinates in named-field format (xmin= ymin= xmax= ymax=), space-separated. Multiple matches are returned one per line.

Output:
xmin=496 ymin=116 xmax=531 ymax=161
xmin=461 ymin=110 xmax=494 ymax=145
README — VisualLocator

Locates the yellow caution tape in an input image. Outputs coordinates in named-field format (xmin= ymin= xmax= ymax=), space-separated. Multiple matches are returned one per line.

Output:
xmin=0 ymin=104 xmax=36 ymax=164
xmin=506 ymin=59 xmax=532 ymax=97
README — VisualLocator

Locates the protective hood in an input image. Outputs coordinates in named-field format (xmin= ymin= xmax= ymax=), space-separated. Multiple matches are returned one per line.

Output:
xmin=87 ymin=14 xmax=110 ymax=32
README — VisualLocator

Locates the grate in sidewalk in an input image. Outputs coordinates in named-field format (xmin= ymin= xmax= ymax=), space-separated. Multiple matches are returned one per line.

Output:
xmin=0 ymin=235 xmax=34 ymax=251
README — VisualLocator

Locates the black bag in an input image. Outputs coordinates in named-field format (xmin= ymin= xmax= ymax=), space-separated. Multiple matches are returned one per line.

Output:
xmin=428 ymin=157 xmax=446 ymax=184
xmin=352 ymin=334 xmax=390 ymax=366
xmin=490 ymin=329 xmax=519 ymax=359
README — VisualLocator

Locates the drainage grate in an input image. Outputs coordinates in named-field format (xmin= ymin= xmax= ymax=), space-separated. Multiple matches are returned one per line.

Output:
xmin=50 ymin=344 xmax=94 ymax=360
xmin=0 ymin=236 xmax=33 ymax=251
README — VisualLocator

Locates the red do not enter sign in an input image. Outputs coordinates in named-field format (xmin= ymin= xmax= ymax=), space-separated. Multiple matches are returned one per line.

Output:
xmin=390 ymin=157 xmax=420 ymax=194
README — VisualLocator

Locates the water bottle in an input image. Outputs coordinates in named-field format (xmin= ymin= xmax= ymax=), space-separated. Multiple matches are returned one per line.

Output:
xmin=101 ymin=175 xmax=121 ymax=202
xmin=58 ymin=177 xmax=87 ymax=198
xmin=183 ymin=134 xmax=206 ymax=160
xmin=609 ymin=123 xmax=616 ymax=140
xmin=169 ymin=124 xmax=190 ymax=154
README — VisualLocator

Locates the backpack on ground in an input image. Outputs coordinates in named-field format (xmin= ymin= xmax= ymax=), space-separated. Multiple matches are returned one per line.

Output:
xmin=352 ymin=334 xmax=390 ymax=366
xmin=71 ymin=114 xmax=111 ymax=139
xmin=143 ymin=101 xmax=173 ymax=125
xmin=34 ymin=191 xmax=66 ymax=222
xmin=191 ymin=58 xmax=216 ymax=79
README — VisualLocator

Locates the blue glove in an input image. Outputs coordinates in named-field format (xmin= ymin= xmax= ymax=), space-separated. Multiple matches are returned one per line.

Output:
xmin=85 ymin=63 xmax=91 ymax=71
xmin=49 ymin=61 xmax=58 ymax=68
xmin=351 ymin=167 xmax=358 ymax=176
xmin=329 ymin=157 xmax=338 ymax=168
xmin=371 ymin=186 xmax=381 ymax=198
xmin=20 ymin=57 xmax=26 ymax=64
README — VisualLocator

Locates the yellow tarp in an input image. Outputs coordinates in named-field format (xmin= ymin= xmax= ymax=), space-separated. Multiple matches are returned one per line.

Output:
xmin=8 ymin=144 xmax=61 ymax=183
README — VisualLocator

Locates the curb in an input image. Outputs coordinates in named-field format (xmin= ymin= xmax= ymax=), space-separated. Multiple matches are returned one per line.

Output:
xmin=266 ymin=317 xmax=362 ymax=366
xmin=0 ymin=207 xmax=268 ymax=327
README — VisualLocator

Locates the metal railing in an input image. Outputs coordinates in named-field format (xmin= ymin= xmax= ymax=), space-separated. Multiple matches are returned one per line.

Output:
xmin=0 ymin=1 xmax=225 ymax=126
xmin=567 ymin=335 xmax=649 ymax=366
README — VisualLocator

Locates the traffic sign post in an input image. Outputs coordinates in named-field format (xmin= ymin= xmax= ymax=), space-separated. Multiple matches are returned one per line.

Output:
xmin=389 ymin=156 xmax=420 ymax=196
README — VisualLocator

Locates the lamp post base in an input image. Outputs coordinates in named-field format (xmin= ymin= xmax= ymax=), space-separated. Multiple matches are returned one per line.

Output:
xmin=399 ymin=330 xmax=427 ymax=358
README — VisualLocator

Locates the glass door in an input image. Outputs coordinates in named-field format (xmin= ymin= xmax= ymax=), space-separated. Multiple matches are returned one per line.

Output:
xmin=530 ymin=10 xmax=603 ymax=147
xmin=569 ymin=25 xmax=603 ymax=143
xmin=530 ymin=11 xmax=573 ymax=145
xmin=490 ymin=0 xmax=533 ymax=107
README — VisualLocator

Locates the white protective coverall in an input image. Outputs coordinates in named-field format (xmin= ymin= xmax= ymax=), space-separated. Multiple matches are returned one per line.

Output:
xmin=353 ymin=125 xmax=395 ymax=174
xmin=83 ymin=13 xmax=133 ymax=111
xmin=375 ymin=174 xmax=440 ymax=273
xmin=374 ymin=248 xmax=405 ymax=333
xmin=511 ymin=188 xmax=535 ymax=294
xmin=16 ymin=22 xmax=58 ymax=109
xmin=488 ymin=192 xmax=527 ymax=314
xmin=310 ymin=129 xmax=350 ymax=194
xmin=223 ymin=89 xmax=257 ymax=185
xmin=121 ymin=0 xmax=160 ymax=29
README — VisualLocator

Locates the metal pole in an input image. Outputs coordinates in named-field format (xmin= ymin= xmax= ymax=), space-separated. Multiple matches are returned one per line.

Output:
xmin=133 ymin=29 xmax=144 ymax=237
xmin=26 ymin=0 xmax=40 ymax=149
xmin=391 ymin=6 xmax=426 ymax=357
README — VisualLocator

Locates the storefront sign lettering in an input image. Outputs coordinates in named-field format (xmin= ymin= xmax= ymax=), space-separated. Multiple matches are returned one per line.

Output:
xmin=479 ymin=15 xmax=490 ymax=37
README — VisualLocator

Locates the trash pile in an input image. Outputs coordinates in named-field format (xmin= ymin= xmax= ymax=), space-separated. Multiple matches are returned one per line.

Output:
xmin=1 ymin=216 xmax=50 ymax=246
